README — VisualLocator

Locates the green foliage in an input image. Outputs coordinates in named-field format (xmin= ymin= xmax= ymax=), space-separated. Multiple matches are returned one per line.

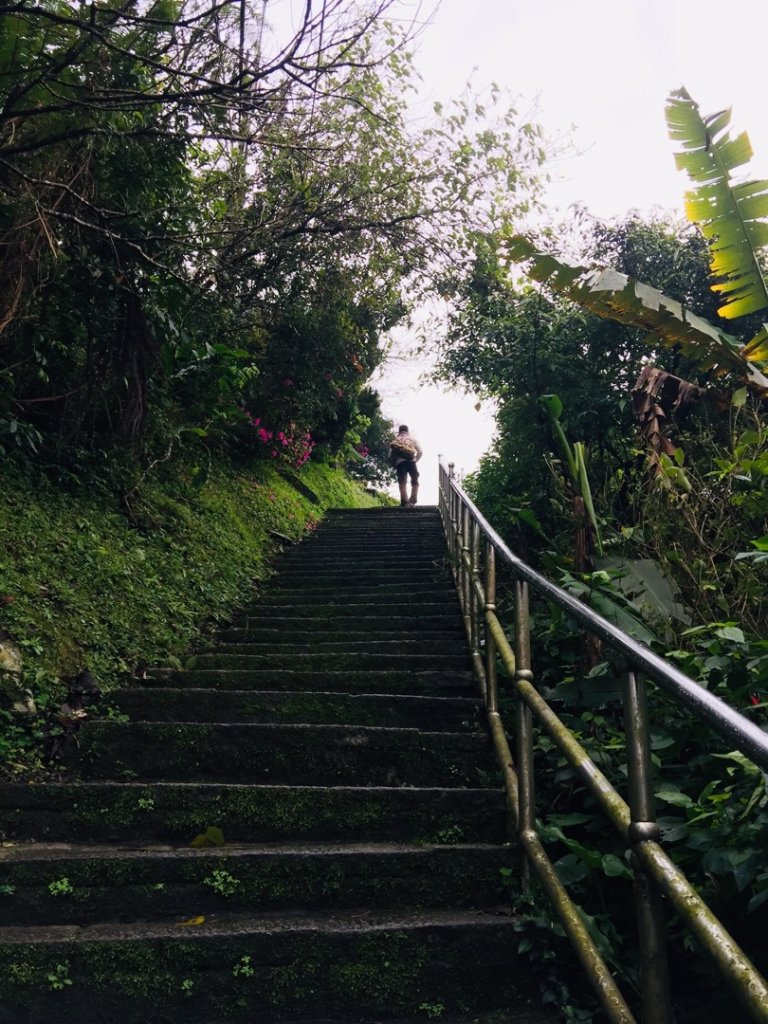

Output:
xmin=232 ymin=956 xmax=255 ymax=978
xmin=344 ymin=388 xmax=396 ymax=486
xmin=46 ymin=963 xmax=73 ymax=991
xmin=204 ymin=869 xmax=241 ymax=897
xmin=492 ymin=586 xmax=768 ymax=1022
xmin=666 ymin=88 xmax=768 ymax=320
xmin=47 ymin=877 xmax=74 ymax=897
xmin=418 ymin=1002 xmax=446 ymax=1019
xmin=0 ymin=4 xmax=545 ymax=472
xmin=505 ymin=234 xmax=768 ymax=390
xmin=439 ymin=195 xmax=768 ymax=1019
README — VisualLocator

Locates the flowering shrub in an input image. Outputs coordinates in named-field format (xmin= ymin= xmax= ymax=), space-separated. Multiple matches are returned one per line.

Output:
xmin=244 ymin=413 xmax=314 ymax=469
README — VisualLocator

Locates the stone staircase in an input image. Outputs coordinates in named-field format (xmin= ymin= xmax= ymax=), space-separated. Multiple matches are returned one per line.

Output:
xmin=0 ymin=507 xmax=548 ymax=1023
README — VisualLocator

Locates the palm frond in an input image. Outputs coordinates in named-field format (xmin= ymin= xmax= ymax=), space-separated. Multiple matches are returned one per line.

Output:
xmin=505 ymin=235 xmax=768 ymax=392
xmin=666 ymin=88 xmax=768 ymax=320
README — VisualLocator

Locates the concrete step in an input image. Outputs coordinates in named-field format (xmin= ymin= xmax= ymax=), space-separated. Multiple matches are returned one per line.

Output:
xmin=307 ymin=532 xmax=448 ymax=548
xmin=247 ymin=592 xmax=459 ymax=610
xmin=281 ymin=549 xmax=447 ymax=562
xmin=76 ymin=723 xmax=494 ymax=786
xmin=108 ymin=689 xmax=480 ymax=729
xmin=322 ymin=513 xmax=442 ymax=525
xmin=140 ymin=668 xmax=476 ymax=696
xmin=215 ymin=622 xmax=465 ymax=640
xmin=0 ymin=910 xmax=533 ymax=1023
xmin=207 ymin=637 xmax=469 ymax=656
xmin=0 ymin=506 xmax=545 ymax=1023
xmin=184 ymin=652 xmax=472 ymax=672
xmin=230 ymin=602 xmax=459 ymax=621
xmin=254 ymin=590 xmax=458 ymax=608
xmin=0 ymin=782 xmax=507 ymax=844
xmin=276 ymin=550 xmax=447 ymax=564
xmin=0 ymin=841 xmax=510 ymax=925
xmin=270 ymin=573 xmax=450 ymax=589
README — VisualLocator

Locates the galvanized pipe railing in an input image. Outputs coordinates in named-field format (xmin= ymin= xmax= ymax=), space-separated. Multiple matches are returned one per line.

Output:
xmin=439 ymin=460 xmax=768 ymax=1024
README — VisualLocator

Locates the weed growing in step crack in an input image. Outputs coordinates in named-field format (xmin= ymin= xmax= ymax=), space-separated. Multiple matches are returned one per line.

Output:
xmin=48 ymin=877 xmax=74 ymax=897
xmin=203 ymin=868 xmax=241 ymax=897
xmin=46 ymin=963 xmax=73 ymax=990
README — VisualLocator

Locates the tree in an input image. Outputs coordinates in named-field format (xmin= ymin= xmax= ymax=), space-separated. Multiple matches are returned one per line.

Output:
xmin=435 ymin=90 xmax=768 ymax=633
xmin=1 ymin=2 xmax=547 ymax=464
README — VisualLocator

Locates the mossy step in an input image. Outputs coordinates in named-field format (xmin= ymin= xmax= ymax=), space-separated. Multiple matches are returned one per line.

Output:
xmin=109 ymin=689 xmax=480 ymax=729
xmin=266 ymin=585 xmax=454 ymax=598
xmin=0 ymin=841 xmax=510 ymax=926
xmin=216 ymin=621 xmax=465 ymax=640
xmin=324 ymin=509 xmax=441 ymax=517
xmin=186 ymin=653 xmax=472 ymax=672
xmin=270 ymin=573 xmax=450 ymax=589
xmin=249 ymin=591 xmax=458 ymax=608
xmin=321 ymin=516 xmax=442 ymax=527
xmin=283 ymin=535 xmax=446 ymax=546
xmin=259 ymin=1015 xmax=550 ymax=1024
xmin=281 ymin=549 xmax=448 ymax=562
xmin=141 ymin=668 xmax=476 ymax=696
xmin=278 ymin=545 xmax=447 ymax=557
xmin=0 ymin=910 xmax=533 ymax=1023
xmin=209 ymin=637 xmax=468 ymax=656
xmin=272 ymin=566 xmax=448 ymax=580
xmin=277 ymin=550 xmax=447 ymax=564
xmin=315 ymin=524 xmax=442 ymax=532
xmin=0 ymin=783 xmax=507 ymax=843
xmin=76 ymin=723 xmax=493 ymax=786
xmin=232 ymin=601 xmax=459 ymax=620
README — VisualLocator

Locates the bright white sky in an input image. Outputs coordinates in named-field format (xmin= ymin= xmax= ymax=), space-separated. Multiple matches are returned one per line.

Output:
xmin=372 ymin=0 xmax=768 ymax=502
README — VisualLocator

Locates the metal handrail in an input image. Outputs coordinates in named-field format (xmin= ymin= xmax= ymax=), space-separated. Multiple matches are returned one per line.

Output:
xmin=438 ymin=460 xmax=768 ymax=1024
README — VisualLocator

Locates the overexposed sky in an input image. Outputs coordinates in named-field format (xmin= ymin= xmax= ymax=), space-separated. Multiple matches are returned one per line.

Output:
xmin=412 ymin=0 xmax=767 ymax=218
xmin=374 ymin=0 xmax=768 ymax=502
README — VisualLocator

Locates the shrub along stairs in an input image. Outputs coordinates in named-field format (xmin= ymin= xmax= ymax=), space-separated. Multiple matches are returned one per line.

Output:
xmin=0 ymin=507 xmax=549 ymax=1023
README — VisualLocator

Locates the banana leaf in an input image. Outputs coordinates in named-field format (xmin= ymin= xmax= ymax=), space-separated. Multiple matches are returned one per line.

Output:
xmin=505 ymin=235 xmax=768 ymax=393
xmin=666 ymin=88 xmax=768 ymax=320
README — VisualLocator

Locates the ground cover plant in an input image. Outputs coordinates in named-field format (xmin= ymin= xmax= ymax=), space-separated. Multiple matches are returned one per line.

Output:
xmin=0 ymin=450 xmax=382 ymax=777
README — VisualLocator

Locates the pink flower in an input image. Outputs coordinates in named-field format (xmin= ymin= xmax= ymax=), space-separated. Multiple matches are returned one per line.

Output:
xmin=282 ymin=378 xmax=294 ymax=387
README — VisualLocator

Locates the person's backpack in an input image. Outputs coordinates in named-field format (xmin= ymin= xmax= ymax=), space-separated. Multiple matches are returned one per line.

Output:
xmin=389 ymin=437 xmax=417 ymax=464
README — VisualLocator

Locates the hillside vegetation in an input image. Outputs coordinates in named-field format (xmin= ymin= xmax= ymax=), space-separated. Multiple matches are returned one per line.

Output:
xmin=0 ymin=454 xmax=383 ymax=775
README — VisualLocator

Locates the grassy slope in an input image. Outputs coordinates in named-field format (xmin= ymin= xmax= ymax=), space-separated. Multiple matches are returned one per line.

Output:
xmin=0 ymin=454 xmax=383 ymax=772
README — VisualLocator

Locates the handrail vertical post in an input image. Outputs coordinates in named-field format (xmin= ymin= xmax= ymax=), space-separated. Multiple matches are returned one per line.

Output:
xmin=461 ymin=504 xmax=471 ymax=637
xmin=623 ymin=670 xmax=674 ymax=1024
xmin=448 ymin=465 xmax=458 ymax=578
xmin=514 ymin=579 xmax=534 ymax=883
xmin=485 ymin=541 xmax=498 ymax=716
xmin=470 ymin=519 xmax=486 ymax=698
